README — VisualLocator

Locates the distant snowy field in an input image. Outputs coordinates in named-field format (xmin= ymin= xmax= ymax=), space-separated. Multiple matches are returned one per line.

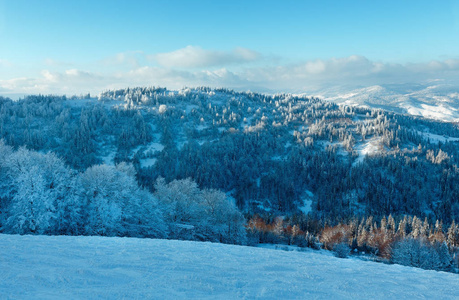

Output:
xmin=1 ymin=235 xmax=458 ymax=299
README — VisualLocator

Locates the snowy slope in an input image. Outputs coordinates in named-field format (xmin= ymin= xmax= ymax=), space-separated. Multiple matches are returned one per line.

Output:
xmin=321 ymin=83 xmax=459 ymax=122
xmin=1 ymin=235 xmax=458 ymax=299
xmin=353 ymin=137 xmax=384 ymax=165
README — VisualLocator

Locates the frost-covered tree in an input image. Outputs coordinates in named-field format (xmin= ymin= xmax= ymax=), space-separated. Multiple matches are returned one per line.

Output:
xmin=80 ymin=163 xmax=165 ymax=237
xmin=154 ymin=177 xmax=204 ymax=226
xmin=391 ymin=238 xmax=452 ymax=271
xmin=154 ymin=178 xmax=246 ymax=244
xmin=0 ymin=140 xmax=13 ymax=220
xmin=6 ymin=164 xmax=52 ymax=234
xmin=200 ymin=189 xmax=247 ymax=244
xmin=80 ymin=164 xmax=126 ymax=235
xmin=435 ymin=241 xmax=453 ymax=271
xmin=132 ymin=189 xmax=168 ymax=238
xmin=2 ymin=148 xmax=75 ymax=234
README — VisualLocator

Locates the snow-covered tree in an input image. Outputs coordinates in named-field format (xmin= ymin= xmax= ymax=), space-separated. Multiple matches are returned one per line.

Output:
xmin=0 ymin=140 xmax=13 ymax=221
xmin=6 ymin=164 xmax=52 ymax=234
xmin=80 ymin=164 xmax=126 ymax=235
xmin=79 ymin=163 xmax=166 ymax=237
xmin=154 ymin=178 xmax=246 ymax=244
xmin=392 ymin=238 xmax=452 ymax=271
xmin=3 ymin=148 xmax=76 ymax=234
xmin=200 ymin=189 xmax=247 ymax=244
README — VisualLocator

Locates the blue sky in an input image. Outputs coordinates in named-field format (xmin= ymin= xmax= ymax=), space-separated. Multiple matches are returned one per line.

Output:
xmin=1 ymin=0 xmax=459 ymax=95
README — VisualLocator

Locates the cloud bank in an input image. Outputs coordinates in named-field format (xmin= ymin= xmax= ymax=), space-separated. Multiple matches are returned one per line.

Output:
xmin=1 ymin=47 xmax=459 ymax=97
xmin=153 ymin=46 xmax=261 ymax=68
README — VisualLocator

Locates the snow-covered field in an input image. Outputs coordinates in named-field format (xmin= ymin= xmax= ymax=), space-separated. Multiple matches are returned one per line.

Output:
xmin=1 ymin=235 xmax=458 ymax=299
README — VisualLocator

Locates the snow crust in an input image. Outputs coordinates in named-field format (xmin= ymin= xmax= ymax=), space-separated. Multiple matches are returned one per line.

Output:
xmin=1 ymin=234 xmax=458 ymax=299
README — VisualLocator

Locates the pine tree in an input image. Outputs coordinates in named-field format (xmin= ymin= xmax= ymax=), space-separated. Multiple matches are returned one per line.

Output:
xmin=436 ymin=241 xmax=452 ymax=271
xmin=397 ymin=216 xmax=407 ymax=238
xmin=411 ymin=216 xmax=422 ymax=239
xmin=387 ymin=214 xmax=396 ymax=235
xmin=447 ymin=221 xmax=458 ymax=249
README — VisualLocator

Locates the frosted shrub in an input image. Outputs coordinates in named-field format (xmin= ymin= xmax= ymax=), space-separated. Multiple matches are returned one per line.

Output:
xmin=333 ymin=242 xmax=351 ymax=258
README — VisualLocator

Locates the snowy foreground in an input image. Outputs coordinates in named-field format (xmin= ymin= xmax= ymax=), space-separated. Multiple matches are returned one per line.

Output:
xmin=1 ymin=235 xmax=458 ymax=299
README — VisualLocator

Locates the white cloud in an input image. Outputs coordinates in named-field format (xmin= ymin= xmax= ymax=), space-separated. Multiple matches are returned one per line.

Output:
xmin=2 ymin=53 xmax=459 ymax=97
xmin=0 ymin=69 xmax=107 ymax=96
xmin=242 ymin=56 xmax=459 ymax=92
xmin=153 ymin=46 xmax=261 ymax=68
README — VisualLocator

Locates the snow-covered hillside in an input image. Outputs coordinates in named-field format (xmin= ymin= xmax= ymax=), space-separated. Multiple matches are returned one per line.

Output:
xmin=1 ymin=234 xmax=458 ymax=299
xmin=322 ymin=83 xmax=459 ymax=122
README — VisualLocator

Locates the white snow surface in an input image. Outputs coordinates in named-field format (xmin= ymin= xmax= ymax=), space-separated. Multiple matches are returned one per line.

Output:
xmin=416 ymin=130 xmax=459 ymax=144
xmin=140 ymin=157 xmax=157 ymax=168
xmin=1 ymin=234 xmax=458 ymax=299
xmin=354 ymin=137 xmax=383 ymax=165
xmin=299 ymin=190 xmax=314 ymax=214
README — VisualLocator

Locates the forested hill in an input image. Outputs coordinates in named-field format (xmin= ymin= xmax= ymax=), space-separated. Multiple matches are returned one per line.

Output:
xmin=1 ymin=87 xmax=459 ymax=223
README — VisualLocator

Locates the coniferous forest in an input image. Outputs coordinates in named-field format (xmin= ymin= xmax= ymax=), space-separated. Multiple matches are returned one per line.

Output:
xmin=1 ymin=87 xmax=458 ymax=271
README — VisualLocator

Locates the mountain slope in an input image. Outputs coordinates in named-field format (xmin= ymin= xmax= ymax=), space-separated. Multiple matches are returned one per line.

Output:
xmin=1 ymin=88 xmax=459 ymax=222
xmin=321 ymin=83 xmax=459 ymax=122
xmin=1 ymin=234 xmax=458 ymax=299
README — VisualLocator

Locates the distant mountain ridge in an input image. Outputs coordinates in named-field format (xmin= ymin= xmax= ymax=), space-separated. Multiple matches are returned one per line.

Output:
xmin=318 ymin=83 xmax=459 ymax=122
